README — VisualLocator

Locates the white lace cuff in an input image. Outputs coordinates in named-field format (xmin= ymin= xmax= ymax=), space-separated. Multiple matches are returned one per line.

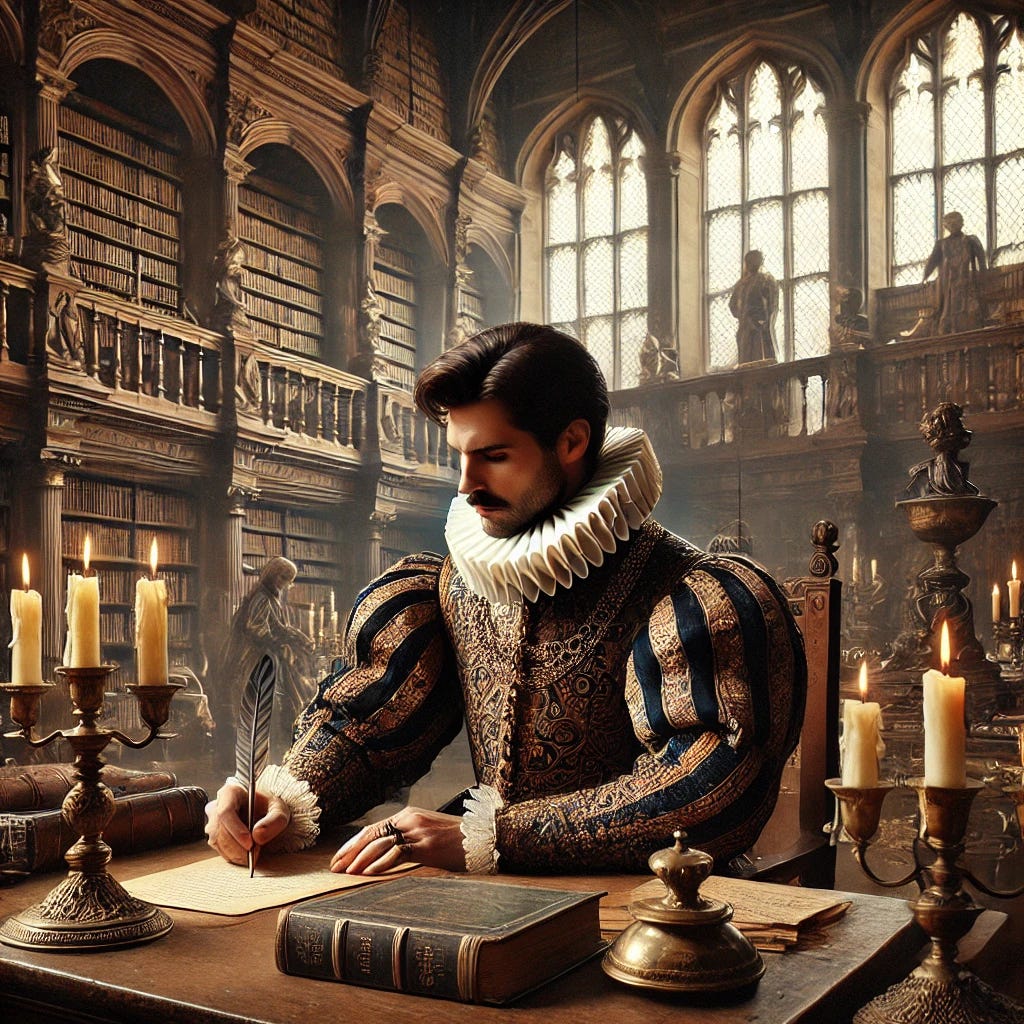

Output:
xmin=461 ymin=784 xmax=503 ymax=874
xmin=228 ymin=765 xmax=321 ymax=853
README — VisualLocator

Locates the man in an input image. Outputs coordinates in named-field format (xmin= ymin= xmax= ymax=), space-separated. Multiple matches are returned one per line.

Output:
xmin=729 ymin=249 xmax=779 ymax=365
xmin=206 ymin=323 xmax=806 ymax=875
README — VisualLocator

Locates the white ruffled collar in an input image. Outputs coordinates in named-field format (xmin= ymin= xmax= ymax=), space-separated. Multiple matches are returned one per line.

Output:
xmin=444 ymin=426 xmax=662 ymax=606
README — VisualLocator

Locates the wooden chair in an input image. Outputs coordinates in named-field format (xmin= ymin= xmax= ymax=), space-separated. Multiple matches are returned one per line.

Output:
xmin=731 ymin=520 xmax=842 ymax=887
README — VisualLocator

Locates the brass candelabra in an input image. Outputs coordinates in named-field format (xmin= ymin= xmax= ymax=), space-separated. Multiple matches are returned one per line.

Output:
xmin=0 ymin=665 xmax=182 ymax=952
xmin=827 ymin=776 xmax=1024 ymax=1023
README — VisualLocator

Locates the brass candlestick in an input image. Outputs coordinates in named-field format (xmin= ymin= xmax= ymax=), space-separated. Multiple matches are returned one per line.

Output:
xmin=0 ymin=665 xmax=183 ymax=952
xmin=827 ymin=777 xmax=1024 ymax=1023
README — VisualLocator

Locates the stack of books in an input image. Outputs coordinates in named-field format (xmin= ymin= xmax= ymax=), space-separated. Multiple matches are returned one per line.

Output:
xmin=0 ymin=762 xmax=206 ymax=880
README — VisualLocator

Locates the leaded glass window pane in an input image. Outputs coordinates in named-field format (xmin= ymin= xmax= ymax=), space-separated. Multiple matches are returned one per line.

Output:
xmin=748 ymin=200 xmax=784 ymax=266
xmin=995 ymin=154 xmax=1024 ymax=262
xmin=543 ymin=115 xmax=649 ymax=389
xmin=582 ymin=238 xmax=614 ymax=317
xmin=791 ymin=80 xmax=828 ymax=191
xmin=547 ymin=245 xmax=577 ymax=322
xmin=747 ymin=64 xmax=783 ymax=201
xmin=943 ymin=162 xmax=988 ymax=250
xmin=889 ymin=10 xmax=1024 ymax=286
xmin=707 ymin=209 xmax=742 ymax=293
xmin=708 ymin=294 xmax=737 ymax=368
xmin=706 ymin=95 xmax=741 ymax=209
xmin=619 ymin=230 xmax=647 ymax=310
xmin=583 ymin=316 xmax=614 ymax=385
xmin=792 ymin=192 xmax=829 ymax=277
xmin=619 ymin=310 xmax=647 ymax=390
xmin=793 ymin=278 xmax=829 ymax=361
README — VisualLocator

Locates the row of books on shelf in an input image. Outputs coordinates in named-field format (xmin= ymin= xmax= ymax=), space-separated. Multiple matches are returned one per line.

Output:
xmin=61 ymin=143 xmax=182 ymax=213
xmin=69 ymin=259 xmax=133 ymax=299
xmin=239 ymin=189 xmax=323 ymax=236
xmin=251 ymin=321 xmax=323 ymax=359
xmin=377 ymin=244 xmax=415 ymax=276
xmin=68 ymin=200 xmax=179 ymax=258
xmin=378 ymin=314 xmax=416 ymax=350
xmin=140 ymin=280 xmax=181 ymax=311
xmin=62 ymin=521 xmax=194 ymax=563
xmin=245 ymin=508 xmax=336 ymax=539
xmin=460 ymin=289 xmax=485 ymax=320
xmin=0 ymin=762 xmax=205 ymax=877
xmin=99 ymin=607 xmax=193 ymax=645
xmin=64 ymin=172 xmax=180 ymax=236
xmin=379 ymin=294 xmax=416 ymax=326
xmin=243 ymin=534 xmax=336 ymax=561
xmin=375 ymin=266 xmax=415 ymax=301
xmin=243 ymin=244 xmax=322 ymax=290
xmin=375 ymin=334 xmax=416 ymax=368
xmin=378 ymin=359 xmax=417 ymax=390
xmin=247 ymin=293 xmax=322 ymax=334
xmin=246 ymin=266 xmax=323 ymax=312
xmin=238 ymin=210 xmax=323 ymax=266
xmin=60 ymin=105 xmax=179 ymax=177
xmin=0 ymin=114 xmax=8 ymax=144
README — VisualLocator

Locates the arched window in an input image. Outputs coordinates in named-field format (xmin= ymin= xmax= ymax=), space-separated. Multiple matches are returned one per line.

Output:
xmin=890 ymin=11 xmax=1024 ymax=283
xmin=704 ymin=60 xmax=830 ymax=369
xmin=544 ymin=114 xmax=648 ymax=390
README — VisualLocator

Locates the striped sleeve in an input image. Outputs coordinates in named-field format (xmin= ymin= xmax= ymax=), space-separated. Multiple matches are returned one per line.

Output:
xmin=494 ymin=555 xmax=806 ymax=873
xmin=283 ymin=554 xmax=463 ymax=829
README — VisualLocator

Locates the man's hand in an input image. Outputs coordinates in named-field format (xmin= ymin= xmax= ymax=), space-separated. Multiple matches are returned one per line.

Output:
xmin=204 ymin=779 xmax=292 ymax=867
xmin=330 ymin=807 xmax=467 ymax=875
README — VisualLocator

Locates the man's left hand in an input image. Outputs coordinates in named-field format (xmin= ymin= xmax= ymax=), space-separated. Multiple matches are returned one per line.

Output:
xmin=330 ymin=807 xmax=467 ymax=875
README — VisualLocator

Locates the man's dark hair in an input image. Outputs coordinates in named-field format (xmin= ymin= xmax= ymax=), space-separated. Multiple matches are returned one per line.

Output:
xmin=414 ymin=323 xmax=609 ymax=476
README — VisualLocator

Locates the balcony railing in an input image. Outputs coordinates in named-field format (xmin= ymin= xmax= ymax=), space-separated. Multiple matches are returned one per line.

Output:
xmin=242 ymin=346 xmax=367 ymax=452
xmin=378 ymin=385 xmax=455 ymax=476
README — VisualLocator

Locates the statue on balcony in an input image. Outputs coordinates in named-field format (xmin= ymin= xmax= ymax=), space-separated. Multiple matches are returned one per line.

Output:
xmin=44 ymin=289 xmax=84 ymax=368
xmin=637 ymin=316 xmax=680 ymax=386
xmin=23 ymin=147 xmax=70 ymax=274
xmin=729 ymin=250 xmax=778 ymax=366
xmin=904 ymin=401 xmax=980 ymax=498
xmin=923 ymin=211 xmax=986 ymax=334
xmin=212 ymin=234 xmax=250 ymax=333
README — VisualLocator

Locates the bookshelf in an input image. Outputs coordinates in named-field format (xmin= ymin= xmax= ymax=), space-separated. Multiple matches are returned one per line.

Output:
xmin=458 ymin=275 xmax=487 ymax=335
xmin=0 ymin=109 xmax=11 ymax=236
xmin=241 ymin=504 xmax=338 ymax=626
xmin=374 ymin=242 xmax=419 ymax=390
xmin=0 ymin=461 xmax=9 ymax=679
xmin=238 ymin=174 xmax=324 ymax=360
xmin=61 ymin=476 xmax=197 ymax=689
xmin=58 ymin=96 xmax=182 ymax=314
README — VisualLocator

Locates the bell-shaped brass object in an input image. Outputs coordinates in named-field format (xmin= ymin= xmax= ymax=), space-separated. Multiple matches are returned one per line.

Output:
xmin=602 ymin=830 xmax=766 ymax=994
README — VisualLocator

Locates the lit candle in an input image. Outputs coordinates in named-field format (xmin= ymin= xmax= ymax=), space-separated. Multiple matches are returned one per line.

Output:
xmin=1009 ymin=562 xmax=1021 ymax=620
xmin=841 ymin=661 xmax=884 ymax=787
xmin=922 ymin=621 xmax=966 ymax=788
xmin=992 ymin=584 xmax=1001 ymax=624
xmin=9 ymin=553 xmax=43 ymax=685
xmin=851 ymin=556 xmax=860 ymax=585
xmin=330 ymin=610 xmax=339 ymax=635
xmin=307 ymin=605 xmax=315 ymax=639
xmin=870 ymin=558 xmax=878 ymax=584
xmin=135 ymin=537 xmax=168 ymax=684
xmin=65 ymin=536 xmax=101 ymax=667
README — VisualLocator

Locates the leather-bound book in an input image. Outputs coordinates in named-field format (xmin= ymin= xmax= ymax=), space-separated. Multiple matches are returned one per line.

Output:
xmin=275 ymin=876 xmax=606 ymax=1005
xmin=0 ymin=785 xmax=207 ymax=878
xmin=0 ymin=762 xmax=178 ymax=812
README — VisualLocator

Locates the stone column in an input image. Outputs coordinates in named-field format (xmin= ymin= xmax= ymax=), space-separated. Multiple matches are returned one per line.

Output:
xmin=644 ymin=148 xmax=678 ymax=374
xmin=824 ymin=99 xmax=871 ymax=348
xmin=367 ymin=509 xmax=396 ymax=582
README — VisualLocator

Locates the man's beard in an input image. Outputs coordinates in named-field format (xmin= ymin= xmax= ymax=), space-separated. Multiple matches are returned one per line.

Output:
xmin=467 ymin=457 xmax=568 ymax=539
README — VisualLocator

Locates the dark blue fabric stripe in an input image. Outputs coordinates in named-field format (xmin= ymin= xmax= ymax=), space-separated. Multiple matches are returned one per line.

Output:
xmin=630 ymin=624 xmax=670 ymax=735
xmin=702 ymin=564 xmax=771 ymax=743
xmin=363 ymin=658 xmax=462 ymax=754
xmin=354 ymin=586 xmax=436 ymax=665
xmin=346 ymin=564 xmax=437 ymax=636
xmin=344 ymin=618 xmax=439 ymax=719
xmin=669 ymin=585 xmax=718 ymax=729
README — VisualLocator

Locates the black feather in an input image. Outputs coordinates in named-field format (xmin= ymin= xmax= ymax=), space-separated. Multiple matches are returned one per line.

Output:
xmin=234 ymin=654 xmax=276 ymax=846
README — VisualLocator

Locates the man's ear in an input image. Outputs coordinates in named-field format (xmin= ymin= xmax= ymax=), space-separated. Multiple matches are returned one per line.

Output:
xmin=557 ymin=418 xmax=591 ymax=469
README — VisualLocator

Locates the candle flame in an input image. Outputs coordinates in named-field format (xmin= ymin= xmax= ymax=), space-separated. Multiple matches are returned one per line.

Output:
xmin=858 ymin=660 xmax=868 ymax=701
xmin=940 ymin=620 xmax=951 ymax=672
xmin=21 ymin=552 xmax=29 ymax=590
xmin=994 ymin=583 xmax=1001 ymax=596
xmin=1014 ymin=561 xmax=1019 ymax=583
xmin=83 ymin=534 xmax=91 ymax=573
xmin=149 ymin=536 xmax=159 ymax=578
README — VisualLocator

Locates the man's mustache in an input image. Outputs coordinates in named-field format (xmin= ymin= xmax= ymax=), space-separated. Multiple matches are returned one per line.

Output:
xmin=467 ymin=490 xmax=509 ymax=509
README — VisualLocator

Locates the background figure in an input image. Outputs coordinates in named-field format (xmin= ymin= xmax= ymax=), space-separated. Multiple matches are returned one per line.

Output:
xmin=729 ymin=249 xmax=779 ymax=365
xmin=923 ymin=211 xmax=986 ymax=334
xmin=218 ymin=556 xmax=315 ymax=767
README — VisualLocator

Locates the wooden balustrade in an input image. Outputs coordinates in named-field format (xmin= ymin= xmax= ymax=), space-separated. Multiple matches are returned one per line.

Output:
xmin=250 ymin=351 xmax=366 ymax=452
xmin=378 ymin=384 xmax=454 ymax=473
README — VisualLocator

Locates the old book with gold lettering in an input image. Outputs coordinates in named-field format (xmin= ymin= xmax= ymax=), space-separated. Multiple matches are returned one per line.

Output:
xmin=275 ymin=876 xmax=606 ymax=1004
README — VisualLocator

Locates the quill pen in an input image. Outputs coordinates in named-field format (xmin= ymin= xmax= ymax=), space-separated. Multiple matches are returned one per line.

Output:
xmin=234 ymin=653 xmax=276 ymax=878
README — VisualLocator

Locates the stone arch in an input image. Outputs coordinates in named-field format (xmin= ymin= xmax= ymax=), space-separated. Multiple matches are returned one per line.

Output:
xmin=59 ymin=30 xmax=214 ymax=157
xmin=466 ymin=221 xmax=513 ymax=291
xmin=0 ymin=2 xmax=23 ymax=63
xmin=370 ymin=185 xmax=448 ymax=267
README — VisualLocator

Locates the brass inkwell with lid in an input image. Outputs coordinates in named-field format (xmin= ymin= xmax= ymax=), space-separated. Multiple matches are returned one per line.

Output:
xmin=603 ymin=830 xmax=765 ymax=994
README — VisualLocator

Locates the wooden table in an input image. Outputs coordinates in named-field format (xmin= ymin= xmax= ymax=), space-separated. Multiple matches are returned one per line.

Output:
xmin=0 ymin=840 xmax=957 ymax=1024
